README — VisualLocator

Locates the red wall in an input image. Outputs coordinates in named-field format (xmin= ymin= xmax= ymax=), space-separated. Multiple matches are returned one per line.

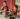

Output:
xmin=7 ymin=0 xmax=15 ymax=10
xmin=0 ymin=0 xmax=3 ymax=5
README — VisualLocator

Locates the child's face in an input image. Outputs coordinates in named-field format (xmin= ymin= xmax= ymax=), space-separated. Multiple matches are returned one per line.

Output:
xmin=3 ymin=2 xmax=6 ymax=7
xmin=14 ymin=6 xmax=17 ymax=9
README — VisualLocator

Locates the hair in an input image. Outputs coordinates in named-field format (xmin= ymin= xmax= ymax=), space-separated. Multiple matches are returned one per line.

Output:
xmin=3 ymin=1 xmax=7 ymax=4
xmin=15 ymin=5 xmax=18 ymax=9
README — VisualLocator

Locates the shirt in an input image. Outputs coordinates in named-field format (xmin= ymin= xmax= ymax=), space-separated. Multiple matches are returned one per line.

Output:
xmin=1 ymin=6 xmax=8 ymax=11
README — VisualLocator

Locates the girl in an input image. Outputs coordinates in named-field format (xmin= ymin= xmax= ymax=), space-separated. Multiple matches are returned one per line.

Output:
xmin=1 ymin=1 xmax=8 ymax=16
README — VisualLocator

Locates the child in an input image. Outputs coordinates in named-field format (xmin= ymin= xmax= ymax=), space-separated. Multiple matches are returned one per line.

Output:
xmin=1 ymin=1 xmax=8 ymax=16
xmin=10 ymin=5 xmax=19 ymax=16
